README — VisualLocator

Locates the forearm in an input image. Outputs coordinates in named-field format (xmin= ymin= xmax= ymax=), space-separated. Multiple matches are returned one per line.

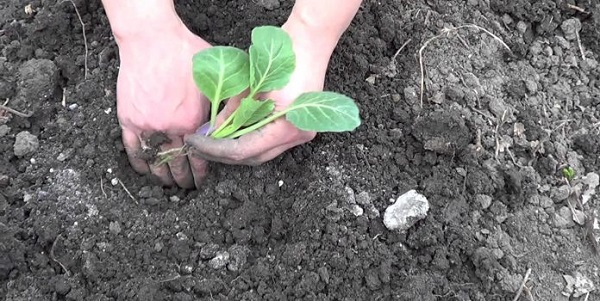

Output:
xmin=101 ymin=0 xmax=183 ymax=41
xmin=284 ymin=0 xmax=363 ymax=52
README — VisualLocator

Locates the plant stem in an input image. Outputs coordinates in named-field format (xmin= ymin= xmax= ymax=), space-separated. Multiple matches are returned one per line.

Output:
xmin=210 ymin=101 xmax=219 ymax=128
xmin=211 ymin=109 xmax=236 ymax=138
xmin=226 ymin=108 xmax=290 ymax=139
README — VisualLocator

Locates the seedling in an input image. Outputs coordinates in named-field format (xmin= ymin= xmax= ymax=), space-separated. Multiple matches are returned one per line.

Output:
xmin=562 ymin=166 xmax=576 ymax=183
xmin=155 ymin=26 xmax=361 ymax=164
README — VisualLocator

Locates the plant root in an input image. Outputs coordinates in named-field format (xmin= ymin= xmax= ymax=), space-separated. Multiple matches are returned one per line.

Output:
xmin=154 ymin=145 xmax=190 ymax=166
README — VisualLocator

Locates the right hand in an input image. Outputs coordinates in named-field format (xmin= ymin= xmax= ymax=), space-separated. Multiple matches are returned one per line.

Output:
xmin=114 ymin=21 xmax=211 ymax=188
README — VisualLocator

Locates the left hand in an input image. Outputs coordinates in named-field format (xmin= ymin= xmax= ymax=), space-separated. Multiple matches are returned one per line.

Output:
xmin=184 ymin=23 xmax=335 ymax=165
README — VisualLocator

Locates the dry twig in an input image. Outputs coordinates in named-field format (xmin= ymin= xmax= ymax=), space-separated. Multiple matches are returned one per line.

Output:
xmin=118 ymin=178 xmax=138 ymax=204
xmin=567 ymin=4 xmax=587 ymax=13
xmin=0 ymin=104 xmax=33 ymax=118
xmin=50 ymin=234 xmax=71 ymax=276
xmin=60 ymin=0 xmax=89 ymax=79
xmin=100 ymin=177 xmax=107 ymax=198
xmin=512 ymin=268 xmax=532 ymax=301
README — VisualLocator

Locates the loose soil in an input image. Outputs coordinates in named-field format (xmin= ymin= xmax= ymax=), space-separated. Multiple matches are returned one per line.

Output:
xmin=1 ymin=0 xmax=600 ymax=300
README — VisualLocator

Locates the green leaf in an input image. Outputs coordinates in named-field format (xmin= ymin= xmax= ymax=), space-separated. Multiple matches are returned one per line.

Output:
xmin=192 ymin=46 xmax=250 ymax=104
xmin=212 ymin=98 xmax=275 ymax=138
xmin=240 ymin=98 xmax=275 ymax=127
xmin=249 ymin=26 xmax=295 ymax=95
xmin=285 ymin=91 xmax=361 ymax=132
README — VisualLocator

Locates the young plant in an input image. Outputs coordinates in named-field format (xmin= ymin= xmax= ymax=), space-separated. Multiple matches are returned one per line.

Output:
xmin=155 ymin=26 xmax=360 ymax=164
xmin=562 ymin=166 xmax=575 ymax=183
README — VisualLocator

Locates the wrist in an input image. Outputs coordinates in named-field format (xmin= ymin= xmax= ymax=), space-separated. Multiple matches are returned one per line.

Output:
xmin=102 ymin=0 xmax=183 ymax=43
xmin=282 ymin=14 xmax=341 ymax=57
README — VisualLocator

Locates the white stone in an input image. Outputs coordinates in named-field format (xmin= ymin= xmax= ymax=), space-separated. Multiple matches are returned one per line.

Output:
xmin=383 ymin=190 xmax=429 ymax=231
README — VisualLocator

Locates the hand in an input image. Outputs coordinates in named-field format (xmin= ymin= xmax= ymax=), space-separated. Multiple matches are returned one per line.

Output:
xmin=115 ymin=22 xmax=210 ymax=188
xmin=184 ymin=24 xmax=332 ymax=165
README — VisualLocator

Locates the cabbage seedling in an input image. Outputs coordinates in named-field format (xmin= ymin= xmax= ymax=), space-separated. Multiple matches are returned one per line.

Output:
xmin=155 ymin=26 xmax=360 ymax=164
xmin=196 ymin=25 xmax=361 ymax=138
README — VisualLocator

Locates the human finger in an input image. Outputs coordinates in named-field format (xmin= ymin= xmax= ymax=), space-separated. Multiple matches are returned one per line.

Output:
xmin=161 ymin=135 xmax=195 ymax=189
xmin=121 ymin=128 xmax=150 ymax=174
xmin=146 ymin=135 xmax=175 ymax=186
xmin=185 ymin=120 xmax=313 ymax=165
xmin=188 ymin=155 xmax=209 ymax=188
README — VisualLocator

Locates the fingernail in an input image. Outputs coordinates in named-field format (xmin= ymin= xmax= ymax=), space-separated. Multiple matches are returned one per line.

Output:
xmin=196 ymin=122 xmax=212 ymax=136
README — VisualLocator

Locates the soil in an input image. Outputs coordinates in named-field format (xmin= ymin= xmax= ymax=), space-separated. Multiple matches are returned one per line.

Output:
xmin=1 ymin=0 xmax=600 ymax=300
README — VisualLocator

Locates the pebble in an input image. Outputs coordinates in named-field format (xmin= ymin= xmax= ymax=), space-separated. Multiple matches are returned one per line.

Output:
xmin=199 ymin=243 xmax=220 ymax=260
xmin=488 ymin=98 xmax=509 ymax=119
xmin=208 ymin=251 xmax=230 ymax=269
xmin=144 ymin=197 xmax=160 ymax=206
xmin=516 ymin=21 xmax=528 ymax=34
xmin=54 ymin=275 xmax=71 ymax=295
xmin=403 ymin=87 xmax=418 ymax=103
xmin=350 ymin=204 xmax=364 ymax=217
xmin=553 ymin=207 xmax=574 ymax=228
xmin=0 ymin=125 xmax=9 ymax=137
xmin=539 ymin=196 xmax=554 ymax=208
xmin=476 ymin=194 xmax=493 ymax=209
xmin=0 ymin=174 xmax=9 ymax=188
xmin=109 ymin=221 xmax=121 ymax=234
xmin=552 ymin=185 xmax=571 ymax=202
xmin=383 ymin=190 xmax=429 ymax=231
xmin=227 ymin=245 xmax=249 ymax=272
xmin=561 ymin=18 xmax=582 ymax=41
xmin=13 ymin=131 xmax=39 ymax=157
xmin=0 ymin=194 xmax=7 ymax=212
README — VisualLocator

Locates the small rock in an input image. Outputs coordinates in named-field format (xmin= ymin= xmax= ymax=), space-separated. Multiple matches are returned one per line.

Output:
xmin=208 ymin=251 xmax=230 ymax=269
xmin=154 ymin=242 xmax=163 ymax=252
xmin=227 ymin=245 xmax=249 ymax=271
xmin=57 ymin=148 xmax=74 ymax=162
xmin=109 ymin=221 xmax=121 ymax=234
xmin=0 ymin=174 xmax=8 ymax=188
xmin=356 ymin=192 xmax=371 ymax=205
xmin=13 ymin=131 xmax=39 ymax=157
xmin=54 ymin=275 xmax=71 ymax=295
xmin=516 ymin=21 xmax=528 ymax=34
xmin=563 ymin=272 xmax=595 ymax=298
xmin=138 ymin=186 xmax=153 ymax=198
xmin=345 ymin=186 xmax=356 ymax=204
xmin=554 ymin=207 xmax=574 ymax=228
xmin=524 ymin=80 xmax=538 ymax=94
xmin=199 ymin=243 xmax=220 ymax=260
xmin=180 ymin=265 xmax=194 ymax=275
xmin=318 ymin=266 xmax=330 ymax=284
xmin=383 ymin=190 xmax=429 ymax=231
xmin=488 ymin=98 xmax=509 ymax=119
xmin=476 ymin=194 xmax=492 ymax=209
xmin=561 ymin=18 xmax=582 ymax=41
xmin=552 ymin=185 xmax=571 ymax=202
xmin=350 ymin=204 xmax=364 ymax=217
xmin=194 ymin=279 xmax=224 ymax=295
xmin=403 ymin=87 xmax=418 ymax=103
xmin=0 ymin=125 xmax=10 ymax=137
xmin=144 ymin=197 xmax=160 ymax=206
xmin=539 ymin=196 xmax=554 ymax=208
xmin=0 ymin=194 xmax=7 ymax=212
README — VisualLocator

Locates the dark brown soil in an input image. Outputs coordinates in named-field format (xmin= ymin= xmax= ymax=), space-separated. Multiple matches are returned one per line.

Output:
xmin=1 ymin=0 xmax=600 ymax=300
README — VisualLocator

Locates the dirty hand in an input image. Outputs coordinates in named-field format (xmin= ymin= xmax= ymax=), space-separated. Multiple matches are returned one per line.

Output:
xmin=184 ymin=23 xmax=333 ymax=165
xmin=115 ymin=23 xmax=210 ymax=188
